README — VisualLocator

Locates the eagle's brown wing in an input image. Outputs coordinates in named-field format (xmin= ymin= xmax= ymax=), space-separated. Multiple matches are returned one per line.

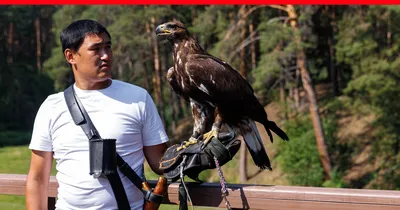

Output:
xmin=185 ymin=54 xmax=254 ymax=103
xmin=185 ymin=54 xmax=276 ymax=169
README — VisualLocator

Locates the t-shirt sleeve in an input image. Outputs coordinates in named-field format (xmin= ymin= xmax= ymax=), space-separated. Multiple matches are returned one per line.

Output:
xmin=141 ymin=92 xmax=169 ymax=146
xmin=29 ymin=97 xmax=53 ymax=152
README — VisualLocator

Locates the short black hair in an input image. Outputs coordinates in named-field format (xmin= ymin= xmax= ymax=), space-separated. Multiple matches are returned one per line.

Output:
xmin=60 ymin=19 xmax=111 ymax=54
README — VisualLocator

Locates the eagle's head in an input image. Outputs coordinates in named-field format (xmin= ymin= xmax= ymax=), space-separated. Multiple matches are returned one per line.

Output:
xmin=155 ymin=21 xmax=188 ymax=40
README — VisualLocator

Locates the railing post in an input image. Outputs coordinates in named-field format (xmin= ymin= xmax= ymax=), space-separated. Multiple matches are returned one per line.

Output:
xmin=48 ymin=197 xmax=56 ymax=210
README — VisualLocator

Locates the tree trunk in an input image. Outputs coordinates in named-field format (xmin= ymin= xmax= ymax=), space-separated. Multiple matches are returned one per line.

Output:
xmin=161 ymin=43 xmax=171 ymax=131
xmin=269 ymin=4 xmax=332 ymax=178
xmin=239 ymin=141 xmax=248 ymax=182
xmin=328 ymin=6 xmax=339 ymax=96
xmin=249 ymin=23 xmax=257 ymax=70
xmin=7 ymin=22 xmax=14 ymax=65
xmin=294 ymin=67 xmax=300 ymax=109
xmin=180 ymin=98 xmax=189 ymax=118
xmin=280 ymin=70 xmax=285 ymax=103
xmin=280 ymin=70 xmax=289 ymax=120
xmin=140 ymin=51 xmax=152 ymax=92
xmin=144 ymin=23 xmax=153 ymax=94
xmin=170 ymin=90 xmax=178 ymax=135
xmin=298 ymin=51 xmax=331 ymax=179
xmin=275 ymin=40 xmax=285 ymax=104
xmin=150 ymin=17 xmax=165 ymax=124
xmin=289 ymin=86 xmax=295 ymax=110
xmin=328 ymin=37 xmax=338 ymax=96
xmin=221 ymin=10 xmax=236 ymax=58
xmin=287 ymin=5 xmax=332 ymax=179
xmin=35 ymin=17 xmax=42 ymax=72
xmin=239 ymin=6 xmax=247 ymax=77
xmin=117 ymin=63 xmax=123 ymax=81
xmin=115 ymin=43 xmax=124 ymax=80
xmin=387 ymin=10 xmax=392 ymax=46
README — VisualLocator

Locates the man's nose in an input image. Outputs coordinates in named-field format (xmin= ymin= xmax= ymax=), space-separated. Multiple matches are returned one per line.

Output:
xmin=100 ymin=49 xmax=111 ymax=60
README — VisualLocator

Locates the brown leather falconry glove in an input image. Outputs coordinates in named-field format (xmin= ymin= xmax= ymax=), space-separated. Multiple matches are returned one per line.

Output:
xmin=159 ymin=132 xmax=241 ymax=182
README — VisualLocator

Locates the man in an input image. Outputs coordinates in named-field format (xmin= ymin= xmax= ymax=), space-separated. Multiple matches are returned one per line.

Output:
xmin=26 ymin=19 xmax=168 ymax=210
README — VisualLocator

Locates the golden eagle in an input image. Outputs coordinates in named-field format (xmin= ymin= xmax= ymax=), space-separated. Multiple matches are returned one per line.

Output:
xmin=156 ymin=21 xmax=288 ymax=170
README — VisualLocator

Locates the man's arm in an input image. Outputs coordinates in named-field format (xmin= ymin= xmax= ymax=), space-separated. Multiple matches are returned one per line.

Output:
xmin=26 ymin=150 xmax=53 ymax=210
xmin=143 ymin=143 xmax=167 ymax=175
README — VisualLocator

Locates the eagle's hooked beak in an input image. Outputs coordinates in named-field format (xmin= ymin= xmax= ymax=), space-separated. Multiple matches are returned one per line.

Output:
xmin=155 ymin=24 xmax=171 ymax=36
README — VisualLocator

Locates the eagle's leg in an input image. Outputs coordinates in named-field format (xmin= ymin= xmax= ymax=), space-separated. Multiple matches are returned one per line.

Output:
xmin=177 ymin=101 xmax=214 ymax=151
xmin=202 ymin=110 xmax=223 ymax=145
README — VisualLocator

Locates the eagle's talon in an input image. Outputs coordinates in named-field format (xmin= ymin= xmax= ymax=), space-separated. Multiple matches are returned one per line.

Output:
xmin=202 ymin=129 xmax=219 ymax=146
xmin=177 ymin=137 xmax=198 ymax=151
xmin=176 ymin=145 xmax=185 ymax=151
xmin=187 ymin=137 xmax=198 ymax=144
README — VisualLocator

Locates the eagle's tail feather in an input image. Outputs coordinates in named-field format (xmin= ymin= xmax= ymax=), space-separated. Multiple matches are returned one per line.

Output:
xmin=243 ymin=119 xmax=271 ymax=170
xmin=251 ymin=99 xmax=289 ymax=143
xmin=264 ymin=120 xmax=289 ymax=142
xmin=266 ymin=128 xmax=274 ymax=143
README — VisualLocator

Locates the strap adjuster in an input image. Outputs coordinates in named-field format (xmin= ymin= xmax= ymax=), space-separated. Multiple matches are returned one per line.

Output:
xmin=143 ymin=190 xmax=164 ymax=204
xmin=88 ymin=129 xmax=100 ymax=140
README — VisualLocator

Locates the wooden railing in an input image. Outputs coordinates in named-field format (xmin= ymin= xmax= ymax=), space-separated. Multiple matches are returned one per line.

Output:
xmin=1 ymin=173 xmax=400 ymax=210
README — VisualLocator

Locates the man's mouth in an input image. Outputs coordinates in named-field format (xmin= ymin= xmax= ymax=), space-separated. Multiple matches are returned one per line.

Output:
xmin=100 ymin=64 xmax=109 ymax=69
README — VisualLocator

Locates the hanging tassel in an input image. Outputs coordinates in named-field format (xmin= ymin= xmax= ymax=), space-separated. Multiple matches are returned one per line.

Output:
xmin=214 ymin=156 xmax=232 ymax=210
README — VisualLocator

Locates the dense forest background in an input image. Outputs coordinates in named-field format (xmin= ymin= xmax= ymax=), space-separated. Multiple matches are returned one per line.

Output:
xmin=1 ymin=5 xmax=399 ymax=190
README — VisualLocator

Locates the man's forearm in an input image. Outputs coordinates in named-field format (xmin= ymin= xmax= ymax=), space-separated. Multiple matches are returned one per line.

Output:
xmin=152 ymin=166 xmax=164 ymax=175
xmin=144 ymin=143 xmax=167 ymax=175
xmin=26 ymin=177 xmax=49 ymax=210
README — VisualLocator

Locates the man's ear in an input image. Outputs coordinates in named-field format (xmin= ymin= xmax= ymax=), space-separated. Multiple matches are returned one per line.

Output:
xmin=64 ymin=49 xmax=76 ymax=65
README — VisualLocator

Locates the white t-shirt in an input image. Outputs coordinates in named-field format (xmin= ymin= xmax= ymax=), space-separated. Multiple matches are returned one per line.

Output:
xmin=29 ymin=80 xmax=168 ymax=210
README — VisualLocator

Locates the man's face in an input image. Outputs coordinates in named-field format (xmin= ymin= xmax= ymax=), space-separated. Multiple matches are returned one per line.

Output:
xmin=70 ymin=32 xmax=113 ymax=82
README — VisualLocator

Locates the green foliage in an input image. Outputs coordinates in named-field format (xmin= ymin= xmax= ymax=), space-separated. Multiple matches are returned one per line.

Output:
xmin=0 ymin=131 xmax=31 ymax=147
xmin=276 ymin=114 xmax=325 ymax=187
xmin=276 ymin=108 xmax=343 ymax=187
xmin=192 ymin=6 xmax=233 ymax=52
xmin=42 ymin=47 xmax=72 ymax=91
xmin=252 ymin=21 xmax=295 ymax=95
xmin=0 ymin=6 xmax=56 ymax=132
xmin=322 ymin=169 xmax=348 ymax=188
xmin=335 ymin=6 xmax=400 ymax=189
xmin=0 ymin=65 xmax=54 ymax=131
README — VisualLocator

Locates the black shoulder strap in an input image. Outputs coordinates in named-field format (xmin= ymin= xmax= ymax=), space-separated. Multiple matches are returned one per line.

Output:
xmin=64 ymin=85 xmax=100 ymax=139
xmin=64 ymin=85 xmax=165 ymax=206
xmin=64 ymin=85 xmax=130 ymax=210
